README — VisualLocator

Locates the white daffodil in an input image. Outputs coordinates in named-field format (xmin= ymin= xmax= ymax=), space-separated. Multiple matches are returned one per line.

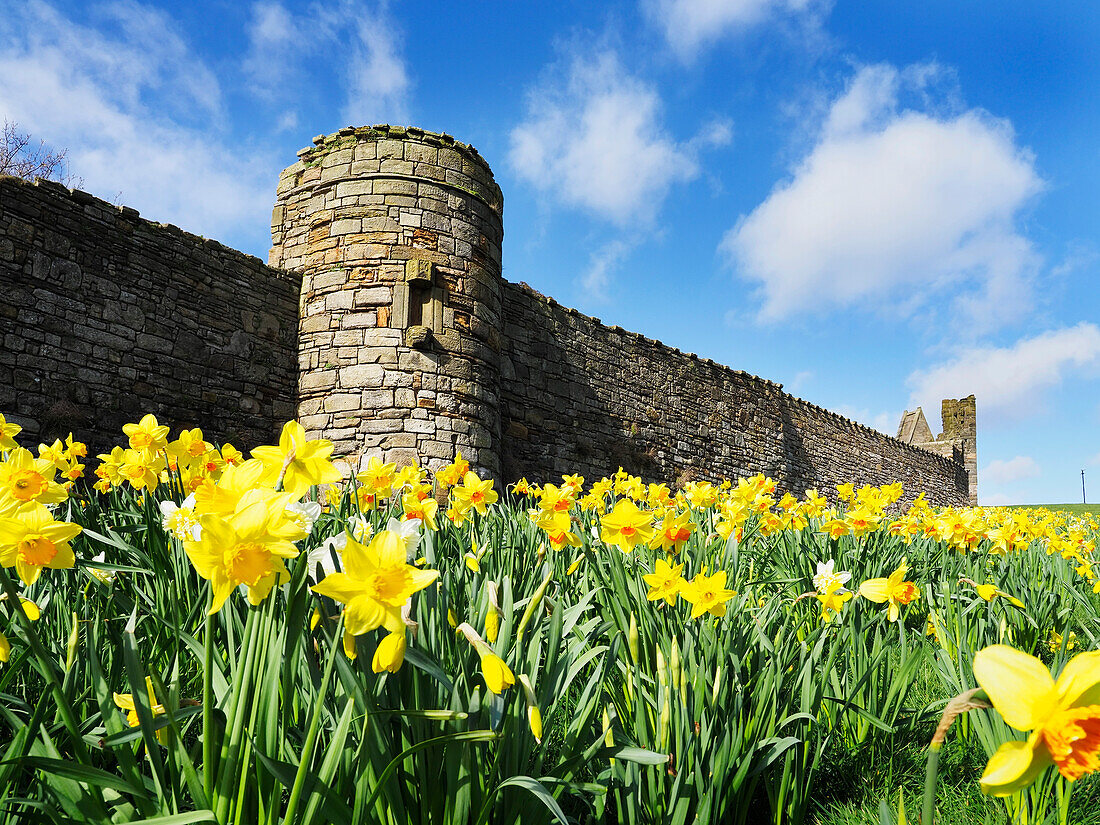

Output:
xmin=285 ymin=500 xmax=323 ymax=534
xmin=813 ymin=559 xmax=852 ymax=595
xmin=385 ymin=516 xmax=422 ymax=562
xmin=90 ymin=551 xmax=117 ymax=584
xmin=159 ymin=494 xmax=200 ymax=541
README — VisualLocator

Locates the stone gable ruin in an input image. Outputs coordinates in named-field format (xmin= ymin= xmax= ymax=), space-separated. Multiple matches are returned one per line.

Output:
xmin=0 ymin=124 xmax=976 ymax=505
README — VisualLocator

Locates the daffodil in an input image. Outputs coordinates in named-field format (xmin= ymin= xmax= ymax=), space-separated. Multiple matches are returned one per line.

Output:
xmin=123 ymin=413 xmax=170 ymax=456
xmin=973 ymin=644 xmax=1100 ymax=794
xmin=813 ymin=559 xmax=851 ymax=594
xmin=0 ymin=503 xmax=81 ymax=585
xmin=0 ymin=448 xmax=68 ymax=507
xmin=450 ymin=471 xmax=498 ymax=516
xmin=371 ymin=630 xmax=406 ymax=674
xmin=184 ymin=490 xmax=306 ymax=613
xmin=434 ymin=452 xmax=469 ymax=490
xmin=456 ymin=622 xmax=514 ymax=694
xmin=113 ymin=677 xmax=168 ymax=744
xmin=311 ymin=529 xmax=439 ymax=635
xmin=357 ymin=455 xmax=398 ymax=498
xmin=648 ymin=509 xmax=693 ymax=554
xmin=859 ymin=558 xmax=920 ymax=621
xmin=0 ymin=414 xmax=21 ymax=453
xmin=816 ymin=580 xmax=853 ymax=623
xmin=680 ymin=570 xmax=736 ymax=619
xmin=599 ymin=499 xmax=655 ymax=553
xmin=643 ymin=557 xmax=685 ymax=605
xmin=252 ymin=421 xmax=342 ymax=497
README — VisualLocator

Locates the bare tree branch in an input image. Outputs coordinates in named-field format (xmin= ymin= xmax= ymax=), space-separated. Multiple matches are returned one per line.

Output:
xmin=1 ymin=121 xmax=83 ymax=188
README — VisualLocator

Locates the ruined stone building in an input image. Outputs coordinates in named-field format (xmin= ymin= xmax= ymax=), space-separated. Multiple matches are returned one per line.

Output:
xmin=0 ymin=125 xmax=976 ymax=505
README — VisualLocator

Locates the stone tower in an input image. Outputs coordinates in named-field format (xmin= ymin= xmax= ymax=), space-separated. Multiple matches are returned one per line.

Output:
xmin=896 ymin=395 xmax=977 ymax=504
xmin=269 ymin=125 xmax=505 ymax=477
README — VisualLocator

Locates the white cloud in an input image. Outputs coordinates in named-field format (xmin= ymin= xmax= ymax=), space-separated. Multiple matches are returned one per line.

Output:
xmin=981 ymin=492 xmax=1014 ymax=507
xmin=982 ymin=456 xmax=1040 ymax=485
xmin=722 ymin=63 xmax=1044 ymax=330
xmin=907 ymin=323 xmax=1100 ymax=421
xmin=342 ymin=11 xmax=409 ymax=126
xmin=788 ymin=369 xmax=813 ymax=393
xmin=509 ymin=51 xmax=700 ymax=226
xmin=581 ymin=239 xmax=631 ymax=299
xmin=645 ymin=0 xmax=824 ymax=57
xmin=244 ymin=1 xmax=410 ymax=127
xmin=1090 ymin=451 xmax=1100 ymax=467
xmin=0 ymin=1 xmax=270 ymax=246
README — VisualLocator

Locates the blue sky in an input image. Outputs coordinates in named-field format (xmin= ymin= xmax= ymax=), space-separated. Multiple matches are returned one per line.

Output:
xmin=2 ymin=0 xmax=1098 ymax=504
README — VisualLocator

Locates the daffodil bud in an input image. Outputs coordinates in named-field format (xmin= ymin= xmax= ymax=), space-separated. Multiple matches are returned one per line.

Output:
xmin=515 ymin=568 xmax=553 ymax=646
xmin=371 ymin=630 xmax=406 ymax=674
xmin=659 ymin=692 xmax=671 ymax=751
xmin=0 ymin=631 xmax=9 ymax=663
xmin=447 ymin=608 xmax=458 ymax=629
xmin=567 ymin=556 xmax=583 ymax=575
xmin=342 ymin=630 xmax=358 ymax=660
xmin=456 ymin=622 xmax=514 ymax=694
xmin=670 ymin=637 xmax=681 ymax=696
xmin=310 ymin=607 xmax=321 ymax=632
xmin=711 ymin=664 xmax=722 ymax=707
xmin=656 ymin=645 xmax=668 ymax=687
xmin=485 ymin=581 xmax=500 ymax=644
xmin=627 ymin=613 xmax=639 ymax=665
xmin=65 ymin=611 xmax=78 ymax=673
xmin=519 ymin=674 xmax=542 ymax=743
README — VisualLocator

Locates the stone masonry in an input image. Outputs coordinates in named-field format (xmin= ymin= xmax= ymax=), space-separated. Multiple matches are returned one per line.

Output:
xmin=1 ymin=124 xmax=975 ymax=505
xmin=0 ymin=175 xmax=299 ymax=454
xmin=897 ymin=398 xmax=978 ymax=504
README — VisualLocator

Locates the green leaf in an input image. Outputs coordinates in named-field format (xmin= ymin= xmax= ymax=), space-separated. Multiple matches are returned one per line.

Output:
xmin=0 ymin=756 xmax=148 ymax=797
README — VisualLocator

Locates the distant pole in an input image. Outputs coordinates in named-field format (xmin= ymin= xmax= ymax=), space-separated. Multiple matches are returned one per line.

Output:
xmin=1084 ymin=470 xmax=1087 ymax=505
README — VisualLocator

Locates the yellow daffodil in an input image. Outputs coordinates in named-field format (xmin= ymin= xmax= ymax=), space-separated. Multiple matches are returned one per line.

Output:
xmin=357 ymin=455 xmax=398 ymax=498
xmin=859 ymin=558 xmax=920 ymax=622
xmin=599 ymin=499 xmax=655 ymax=553
xmin=252 ymin=420 xmax=342 ymax=497
xmin=184 ymin=490 xmax=305 ymax=613
xmin=0 ymin=503 xmax=81 ymax=585
xmin=680 ymin=570 xmax=736 ymax=619
xmin=648 ymin=509 xmax=694 ymax=554
xmin=974 ymin=644 xmax=1100 ymax=794
xmin=450 ymin=471 xmax=498 ymax=516
xmin=816 ymin=581 xmax=853 ymax=624
xmin=519 ymin=674 xmax=543 ymax=742
xmin=642 ymin=557 xmax=685 ymax=605
xmin=402 ymin=491 xmax=438 ymax=531
xmin=113 ymin=677 xmax=168 ymax=744
xmin=0 ymin=448 xmax=68 ymax=507
xmin=311 ymin=529 xmax=439 ymax=635
xmin=123 ymin=413 xmax=170 ymax=456
xmin=480 ymin=651 xmax=515 ymax=694
xmin=434 ymin=452 xmax=469 ymax=490
xmin=0 ymin=415 xmax=21 ymax=453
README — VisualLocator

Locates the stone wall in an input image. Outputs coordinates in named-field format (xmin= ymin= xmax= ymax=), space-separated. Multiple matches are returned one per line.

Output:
xmin=0 ymin=175 xmax=299 ymax=453
xmin=1 ymin=124 xmax=975 ymax=507
xmin=500 ymin=282 xmax=970 ymax=505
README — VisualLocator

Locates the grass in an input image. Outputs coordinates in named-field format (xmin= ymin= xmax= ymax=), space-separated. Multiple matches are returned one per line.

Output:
xmin=1006 ymin=503 xmax=1100 ymax=516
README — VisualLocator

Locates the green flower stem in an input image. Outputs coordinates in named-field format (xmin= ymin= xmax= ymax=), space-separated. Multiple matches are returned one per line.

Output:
xmin=203 ymin=610 xmax=215 ymax=798
xmin=283 ymin=615 xmax=344 ymax=825
xmin=922 ymin=741 xmax=941 ymax=825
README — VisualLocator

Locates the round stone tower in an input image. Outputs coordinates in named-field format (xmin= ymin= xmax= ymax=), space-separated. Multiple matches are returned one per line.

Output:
xmin=269 ymin=125 xmax=504 ymax=477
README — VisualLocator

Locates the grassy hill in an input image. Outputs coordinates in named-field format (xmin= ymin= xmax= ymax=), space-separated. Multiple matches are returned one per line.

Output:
xmin=1004 ymin=503 xmax=1100 ymax=516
